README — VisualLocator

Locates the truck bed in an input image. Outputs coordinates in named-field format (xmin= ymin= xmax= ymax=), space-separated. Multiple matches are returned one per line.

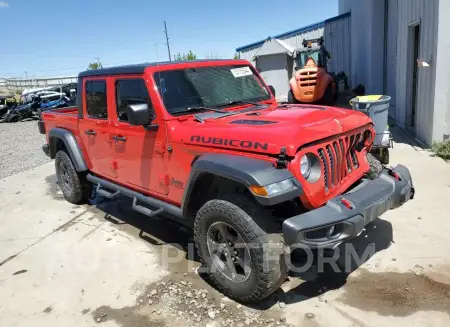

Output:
xmin=41 ymin=106 xmax=80 ymax=139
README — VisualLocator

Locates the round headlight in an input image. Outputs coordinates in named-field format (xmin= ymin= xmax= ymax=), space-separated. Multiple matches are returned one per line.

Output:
xmin=300 ymin=155 xmax=311 ymax=178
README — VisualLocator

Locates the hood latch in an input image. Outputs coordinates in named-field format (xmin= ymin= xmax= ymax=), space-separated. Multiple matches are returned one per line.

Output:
xmin=274 ymin=147 xmax=288 ymax=169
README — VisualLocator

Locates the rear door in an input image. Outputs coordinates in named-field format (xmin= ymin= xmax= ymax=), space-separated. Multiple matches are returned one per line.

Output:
xmin=110 ymin=76 xmax=169 ymax=195
xmin=78 ymin=78 xmax=116 ymax=178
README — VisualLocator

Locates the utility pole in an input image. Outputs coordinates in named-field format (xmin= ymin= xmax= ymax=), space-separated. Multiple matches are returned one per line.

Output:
xmin=163 ymin=21 xmax=172 ymax=61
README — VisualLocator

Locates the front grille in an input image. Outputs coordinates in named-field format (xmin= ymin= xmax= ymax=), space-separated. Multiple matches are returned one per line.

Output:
xmin=317 ymin=133 xmax=362 ymax=193
xmin=318 ymin=149 xmax=329 ymax=191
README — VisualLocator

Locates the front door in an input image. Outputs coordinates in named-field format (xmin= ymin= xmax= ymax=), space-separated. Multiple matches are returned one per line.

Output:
xmin=78 ymin=78 xmax=115 ymax=178
xmin=111 ymin=77 xmax=169 ymax=195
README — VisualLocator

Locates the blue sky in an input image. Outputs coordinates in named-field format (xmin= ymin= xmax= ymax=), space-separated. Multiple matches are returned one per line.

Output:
xmin=0 ymin=0 xmax=337 ymax=78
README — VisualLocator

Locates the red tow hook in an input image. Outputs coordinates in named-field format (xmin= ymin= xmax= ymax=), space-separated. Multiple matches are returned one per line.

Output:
xmin=389 ymin=169 xmax=402 ymax=181
xmin=341 ymin=198 xmax=354 ymax=210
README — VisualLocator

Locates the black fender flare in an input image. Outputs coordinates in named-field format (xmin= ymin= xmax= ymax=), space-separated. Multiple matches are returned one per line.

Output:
xmin=181 ymin=153 xmax=302 ymax=216
xmin=48 ymin=128 xmax=88 ymax=172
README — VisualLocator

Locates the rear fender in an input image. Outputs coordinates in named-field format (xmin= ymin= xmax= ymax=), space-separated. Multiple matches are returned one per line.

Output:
xmin=48 ymin=128 xmax=88 ymax=172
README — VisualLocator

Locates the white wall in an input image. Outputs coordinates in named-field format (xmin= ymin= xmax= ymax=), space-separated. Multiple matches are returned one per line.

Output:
xmin=396 ymin=0 xmax=439 ymax=145
xmin=338 ymin=0 xmax=385 ymax=94
xmin=339 ymin=0 xmax=352 ymax=14
xmin=324 ymin=14 xmax=352 ymax=83
xmin=432 ymin=0 xmax=450 ymax=142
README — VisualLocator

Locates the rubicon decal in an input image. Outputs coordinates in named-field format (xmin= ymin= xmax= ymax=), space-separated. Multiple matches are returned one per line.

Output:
xmin=190 ymin=136 xmax=268 ymax=151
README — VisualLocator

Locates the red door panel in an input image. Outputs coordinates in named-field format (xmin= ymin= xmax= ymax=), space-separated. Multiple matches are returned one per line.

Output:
xmin=110 ymin=76 xmax=169 ymax=195
xmin=79 ymin=119 xmax=114 ymax=178
xmin=79 ymin=78 xmax=115 ymax=178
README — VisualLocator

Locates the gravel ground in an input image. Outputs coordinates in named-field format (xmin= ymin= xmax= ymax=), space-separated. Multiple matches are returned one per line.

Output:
xmin=0 ymin=120 xmax=51 ymax=179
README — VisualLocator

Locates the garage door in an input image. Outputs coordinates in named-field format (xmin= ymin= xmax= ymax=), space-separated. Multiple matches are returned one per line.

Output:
xmin=385 ymin=0 xmax=398 ymax=118
xmin=256 ymin=54 xmax=289 ymax=102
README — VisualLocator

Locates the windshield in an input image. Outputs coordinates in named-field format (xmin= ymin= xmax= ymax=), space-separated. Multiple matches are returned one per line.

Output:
xmin=154 ymin=65 xmax=271 ymax=115
xmin=298 ymin=50 xmax=321 ymax=67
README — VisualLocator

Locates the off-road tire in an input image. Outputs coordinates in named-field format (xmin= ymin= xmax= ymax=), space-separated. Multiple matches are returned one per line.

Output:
xmin=194 ymin=194 xmax=288 ymax=303
xmin=55 ymin=150 xmax=92 ymax=204
xmin=287 ymin=89 xmax=298 ymax=104
xmin=366 ymin=153 xmax=383 ymax=180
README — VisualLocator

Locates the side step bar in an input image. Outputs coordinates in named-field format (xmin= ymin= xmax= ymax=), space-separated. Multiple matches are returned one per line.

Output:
xmin=87 ymin=174 xmax=184 ymax=221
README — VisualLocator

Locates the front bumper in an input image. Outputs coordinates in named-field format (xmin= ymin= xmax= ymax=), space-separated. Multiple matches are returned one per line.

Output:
xmin=282 ymin=165 xmax=414 ymax=248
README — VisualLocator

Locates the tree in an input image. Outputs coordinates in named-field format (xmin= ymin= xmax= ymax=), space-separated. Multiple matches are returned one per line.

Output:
xmin=174 ymin=51 xmax=197 ymax=61
xmin=87 ymin=62 xmax=103 ymax=70
xmin=233 ymin=52 xmax=240 ymax=60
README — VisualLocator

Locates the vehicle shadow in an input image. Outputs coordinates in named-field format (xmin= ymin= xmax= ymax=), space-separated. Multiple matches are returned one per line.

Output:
xmin=90 ymin=194 xmax=198 ymax=262
xmin=87 ymin=191 xmax=393 ymax=309
xmin=249 ymin=217 xmax=393 ymax=310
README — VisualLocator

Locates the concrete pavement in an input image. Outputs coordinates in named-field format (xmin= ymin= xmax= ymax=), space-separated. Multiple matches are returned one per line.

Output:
xmin=0 ymin=132 xmax=449 ymax=327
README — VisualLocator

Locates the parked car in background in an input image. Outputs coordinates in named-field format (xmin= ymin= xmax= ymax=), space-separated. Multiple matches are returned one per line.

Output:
xmin=0 ymin=96 xmax=18 ymax=120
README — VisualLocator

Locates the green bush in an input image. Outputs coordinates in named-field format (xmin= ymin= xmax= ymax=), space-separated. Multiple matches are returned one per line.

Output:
xmin=432 ymin=141 xmax=450 ymax=160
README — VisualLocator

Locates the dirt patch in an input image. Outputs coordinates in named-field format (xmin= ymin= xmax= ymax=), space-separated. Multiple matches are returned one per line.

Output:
xmin=92 ymin=274 xmax=285 ymax=327
xmin=43 ymin=306 xmax=52 ymax=313
xmin=81 ymin=308 xmax=90 ymax=315
xmin=339 ymin=269 xmax=450 ymax=316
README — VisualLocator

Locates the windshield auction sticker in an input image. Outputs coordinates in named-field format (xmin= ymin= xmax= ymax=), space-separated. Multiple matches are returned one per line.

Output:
xmin=230 ymin=67 xmax=253 ymax=78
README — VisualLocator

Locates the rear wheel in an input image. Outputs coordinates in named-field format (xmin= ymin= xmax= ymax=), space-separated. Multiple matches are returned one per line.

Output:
xmin=194 ymin=194 xmax=288 ymax=303
xmin=55 ymin=150 xmax=92 ymax=204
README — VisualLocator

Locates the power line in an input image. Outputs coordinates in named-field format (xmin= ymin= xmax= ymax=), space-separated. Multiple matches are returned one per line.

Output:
xmin=163 ymin=21 xmax=172 ymax=61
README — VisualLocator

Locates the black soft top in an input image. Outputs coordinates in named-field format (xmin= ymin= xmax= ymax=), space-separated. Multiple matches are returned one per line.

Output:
xmin=78 ymin=59 xmax=233 ymax=78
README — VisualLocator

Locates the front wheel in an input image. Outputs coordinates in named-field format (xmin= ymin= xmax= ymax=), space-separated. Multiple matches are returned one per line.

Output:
xmin=194 ymin=194 xmax=288 ymax=303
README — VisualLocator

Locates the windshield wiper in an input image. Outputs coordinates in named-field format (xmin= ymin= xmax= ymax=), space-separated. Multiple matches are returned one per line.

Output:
xmin=174 ymin=106 xmax=228 ymax=114
xmin=215 ymin=100 xmax=261 ymax=108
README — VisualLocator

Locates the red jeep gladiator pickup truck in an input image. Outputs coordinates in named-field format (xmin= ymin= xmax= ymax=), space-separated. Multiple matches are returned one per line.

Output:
xmin=39 ymin=59 xmax=414 ymax=303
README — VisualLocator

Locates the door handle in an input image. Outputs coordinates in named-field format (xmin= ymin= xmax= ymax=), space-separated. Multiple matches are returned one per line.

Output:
xmin=85 ymin=129 xmax=96 ymax=135
xmin=112 ymin=135 xmax=127 ymax=142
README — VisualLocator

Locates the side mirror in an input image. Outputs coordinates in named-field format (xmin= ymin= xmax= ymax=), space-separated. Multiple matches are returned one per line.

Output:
xmin=127 ymin=103 xmax=153 ymax=126
xmin=268 ymin=85 xmax=276 ymax=97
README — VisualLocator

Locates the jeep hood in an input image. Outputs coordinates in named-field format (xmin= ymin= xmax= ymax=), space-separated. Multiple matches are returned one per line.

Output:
xmin=170 ymin=104 xmax=373 ymax=156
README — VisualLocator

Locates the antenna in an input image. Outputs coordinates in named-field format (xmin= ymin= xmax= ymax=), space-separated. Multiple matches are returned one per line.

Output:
xmin=163 ymin=21 xmax=172 ymax=61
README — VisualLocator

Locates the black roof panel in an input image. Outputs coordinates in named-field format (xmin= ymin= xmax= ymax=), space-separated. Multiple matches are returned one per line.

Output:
xmin=78 ymin=59 xmax=235 ymax=78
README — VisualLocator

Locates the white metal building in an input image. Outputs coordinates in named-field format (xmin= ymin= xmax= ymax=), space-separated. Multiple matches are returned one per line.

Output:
xmin=340 ymin=0 xmax=449 ymax=146
xmin=236 ymin=13 xmax=351 ymax=102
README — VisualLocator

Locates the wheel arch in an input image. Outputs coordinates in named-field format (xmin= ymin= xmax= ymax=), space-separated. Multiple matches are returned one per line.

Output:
xmin=48 ymin=128 xmax=88 ymax=172
xmin=181 ymin=153 xmax=302 ymax=218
